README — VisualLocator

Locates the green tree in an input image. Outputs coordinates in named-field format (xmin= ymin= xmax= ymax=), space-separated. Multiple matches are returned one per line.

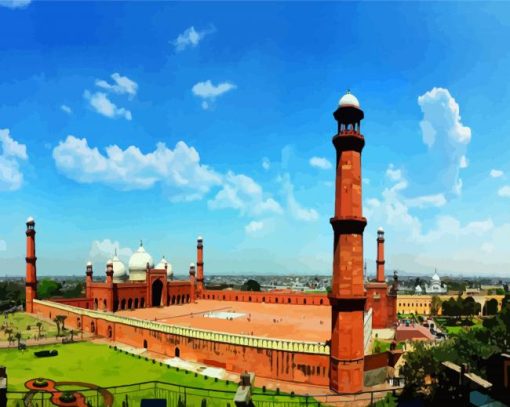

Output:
xmin=35 ymin=321 xmax=43 ymax=339
xmin=14 ymin=332 xmax=22 ymax=347
xmin=431 ymin=295 xmax=442 ymax=316
xmin=241 ymin=279 xmax=261 ymax=292
xmin=38 ymin=279 xmax=62 ymax=299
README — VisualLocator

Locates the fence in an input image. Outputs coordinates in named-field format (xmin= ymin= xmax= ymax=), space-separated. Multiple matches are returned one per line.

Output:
xmin=6 ymin=380 xmax=402 ymax=407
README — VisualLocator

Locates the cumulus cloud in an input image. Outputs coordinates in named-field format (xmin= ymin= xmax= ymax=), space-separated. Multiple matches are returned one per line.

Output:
xmin=52 ymin=136 xmax=222 ymax=201
xmin=309 ymin=156 xmax=332 ymax=170
xmin=417 ymin=87 xmax=471 ymax=196
xmin=279 ymin=173 xmax=319 ymax=222
xmin=89 ymin=239 xmax=133 ymax=265
xmin=172 ymin=26 xmax=215 ymax=52
xmin=405 ymin=193 xmax=446 ymax=209
xmin=245 ymin=221 xmax=264 ymax=235
xmin=84 ymin=91 xmax=132 ymax=121
xmin=95 ymin=73 xmax=138 ymax=99
xmin=498 ymin=186 xmax=510 ymax=197
xmin=0 ymin=0 xmax=30 ymax=8
xmin=0 ymin=128 xmax=28 ymax=191
xmin=192 ymin=80 xmax=236 ymax=109
xmin=262 ymin=157 xmax=271 ymax=170
xmin=385 ymin=164 xmax=402 ymax=182
xmin=490 ymin=169 xmax=504 ymax=178
xmin=208 ymin=171 xmax=282 ymax=216
xmin=60 ymin=105 xmax=72 ymax=114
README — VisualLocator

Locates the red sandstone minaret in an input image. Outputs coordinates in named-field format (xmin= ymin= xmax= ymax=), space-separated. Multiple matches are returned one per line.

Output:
xmin=189 ymin=262 xmax=196 ymax=303
xmin=376 ymin=227 xmax=385 ymax=283
xmin=25 ymin=217 xmax=37 ymax=313
xmin=105 ymin=260 xmax=114 ymax=311
xmin=196 ymin=236 xmax=204 ymax=298
xmin=329 ymin=90 xmax=366 ymax=393
xmin=86 ymin=261 xmax=93 ymax=299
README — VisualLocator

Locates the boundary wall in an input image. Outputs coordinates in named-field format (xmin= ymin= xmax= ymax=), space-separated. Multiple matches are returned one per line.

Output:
xmin=32 ymin=299 xmax=331 ymax=386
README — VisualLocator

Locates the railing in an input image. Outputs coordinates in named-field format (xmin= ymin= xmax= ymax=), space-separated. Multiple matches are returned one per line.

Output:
xmin=34 ymin=300 xmax=330 ymax=355
xmin=6 ymin=380 xmax=402 ymax=407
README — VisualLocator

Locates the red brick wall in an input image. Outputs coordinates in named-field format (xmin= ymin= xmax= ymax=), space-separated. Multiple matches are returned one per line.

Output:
xmin=32 ymin=300 xmax=330 ymax=386
xmin=202 ymin=289 xmax=328 ymax=306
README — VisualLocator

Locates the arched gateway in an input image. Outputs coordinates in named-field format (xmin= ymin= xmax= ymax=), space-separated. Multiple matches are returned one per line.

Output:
xmin=151 ymin=279 xmax=163 ymax=307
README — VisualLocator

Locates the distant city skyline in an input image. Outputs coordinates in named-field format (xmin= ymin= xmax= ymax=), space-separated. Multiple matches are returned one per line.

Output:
xmin=1 ymin=3 xmax=510 ymax=277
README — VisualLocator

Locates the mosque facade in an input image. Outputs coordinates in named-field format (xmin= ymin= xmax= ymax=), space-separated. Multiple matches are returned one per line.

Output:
xmin=24 ymin=91 xmax=399 ymax=393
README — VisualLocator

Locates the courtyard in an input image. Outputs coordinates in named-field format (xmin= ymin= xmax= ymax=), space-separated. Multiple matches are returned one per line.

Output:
xmin=116 ymin=299 xmax=331 ymax=342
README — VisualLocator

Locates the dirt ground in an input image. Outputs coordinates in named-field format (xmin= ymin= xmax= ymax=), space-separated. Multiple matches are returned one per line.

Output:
xmin=117 ymin=299 xmax=331 ymax=342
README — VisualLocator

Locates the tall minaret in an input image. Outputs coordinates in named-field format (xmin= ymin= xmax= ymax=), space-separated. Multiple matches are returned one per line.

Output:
xmin=86 ymin=261 xmax=93 ymax=299
xmin=25 ymin=216 xmax=37 ymax=313
xmin=189 ymin=262 xmax=196 ymax=303
xmin=196 ymin=236 xmax=204 ymax=298
xmin=376 ymin=227 xmax=385 ymax=283
xmin=329 ymin=90 xmax=366 ymax=393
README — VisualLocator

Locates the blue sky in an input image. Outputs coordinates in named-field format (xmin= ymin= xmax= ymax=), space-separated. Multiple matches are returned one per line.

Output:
xmin=1 ymin=1 xmax=510 ymax=277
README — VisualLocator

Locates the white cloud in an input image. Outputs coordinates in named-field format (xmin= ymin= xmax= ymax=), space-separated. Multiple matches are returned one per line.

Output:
xmin=262 ymin=157 xmax=271 ymax=170
xmin=0 ymin=240 xmax=6 ymax=251
xmin=309 ymin=156 xmax=332 ymax=170
xmin=53 ymin=136 xmax=222 ymax=201
xmin=172 ymin=26 xmax=215 ymax=52
xmin=417 ymin=87 xmax=471 ymax=195
xmin=245 ymin=221 xmax=264 ymax=235
xmin=84 ymin=91 xmax=132 ymax=121
xmin=61 ymin=105 xmax=72 ymax=114
xmin=490 ymin=169 xmax=503 ymax=178
xmin=89 ymin=239 xmax=133 ymax=265
xmin=208 ymin=171 xmax=282 ymax=216
xmin=385 ymin=164 xmax=402 ymax=182
xmin=95 ymin=73 xmax=138 ymax=98
xmin=0 ymin=128 xmax=28 ymax=191
xmin=280 ymin=173 xmax=319 ymax=222
xmin=405 ymin=193 xmax=447 ymax=209
xmin=497 ymin=185 xmax=510 ymax=197
xmin=459 ymin=155 xmax=468 ymax=169
xmin=0 ymin=0 xmax=30 ymax=8
xmin=192 ymin=80 xmax=236 ymax=100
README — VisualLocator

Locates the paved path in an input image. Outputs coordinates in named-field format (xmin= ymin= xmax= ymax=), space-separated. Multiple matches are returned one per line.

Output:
xmin=0 ymin=333 xmax=93 ymax=349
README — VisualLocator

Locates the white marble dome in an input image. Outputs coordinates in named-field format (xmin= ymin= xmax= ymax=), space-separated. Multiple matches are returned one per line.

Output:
xmin=112 ymin=254 xmax=128 ymax=282
xmin=415 ymin=285 xmax=423 ymax=293
xmin=128 ymin=242 xmax=154 ymax=281
xmin=339 ymin=91 xmax=360 ymax=108
xmin=156 ymin=256 xmax=173 ymax=280
xmin=432 ymin=271 xmax=441 ymax=282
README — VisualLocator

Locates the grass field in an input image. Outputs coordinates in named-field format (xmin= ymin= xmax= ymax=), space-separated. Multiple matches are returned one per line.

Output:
xmin=0 ymin=312 xmax=57 ymax=342
xmin=0 ymin=342 xmax=312 ymax=406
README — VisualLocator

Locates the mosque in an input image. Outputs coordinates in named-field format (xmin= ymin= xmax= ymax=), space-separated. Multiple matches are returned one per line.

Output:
xmin=414 ymin=270 xmax=448 ymax=294
xmin=25 ymin=90 xmax=400 ymax=394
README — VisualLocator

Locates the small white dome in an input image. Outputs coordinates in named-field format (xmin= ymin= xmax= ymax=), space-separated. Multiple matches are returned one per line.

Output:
xmin=415 ymin=285 xmax=423 ymax=293
xmin=156 ymin=256 xmax=174 ymax=278
xmin=128 ymin=242 xmax=154 ymax=281
xmin=86 ymin=261 xmax=92 ymax=267
xmin=190 ymin=262 xmax=196 ymax=268
xmin=339 ymin=91 xmax=360 ymax=108
xmin=112 ymin=255 xmax=128 ymax=279
xmin=26 ymin=216 xmax=35 ymax=223
xmin=378 ymin=227 xmax=384 ymax=233
xmin=106 ymin=259 xmax=113 ymax=266
xmin=432 ymin=271 xmax=441 ymax=282
xmin=197 ymin=235 xmax=203 ymax=241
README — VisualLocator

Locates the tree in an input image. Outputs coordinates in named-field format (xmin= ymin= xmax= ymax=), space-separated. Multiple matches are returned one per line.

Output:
xmin=485 ymin=299 xmax=498 ymax=316
xmin=38 ymin=279 xmax=62 ymax=299
xmin=15 ymin=332 xmax=22 ymax=347
xmin=431 ymin=296 xmax=442 ymax=316
xmin=36 ymin=321 xmax=43 ymax=339
xmin=241 ymin=279 xmax=261 ymax=292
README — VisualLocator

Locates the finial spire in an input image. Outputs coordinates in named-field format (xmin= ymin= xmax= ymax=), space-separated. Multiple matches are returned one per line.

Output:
xmin=114 ymin=248 xmax=117 ymax=257
xmin=140 ymin=240 xmax=143 ymax=247
xmin=346 ymin=89 xmax=351 ymax=94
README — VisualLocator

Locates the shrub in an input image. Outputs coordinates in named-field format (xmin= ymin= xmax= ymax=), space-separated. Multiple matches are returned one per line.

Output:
xmin=276 ymin=388 xmax=280 ymax=395
xmin=160 ymin=362 xmax=162 ymax=366
xmin=214 ymin=378 xmax=218 ymax=382
xmin=59 ymin=392 xmax=76 ymax=403
xmin=33 ymin=378 xmax=48 ymax=388
xmin=152 ymin=359 xmax=156 ymax=364
xmin=194 ymin=372 xmax=198 ymax=377
xmin=290 ymin=391 xmax=295 ymax=397
xmin=262 ymin=385 xmax=266 ymax=393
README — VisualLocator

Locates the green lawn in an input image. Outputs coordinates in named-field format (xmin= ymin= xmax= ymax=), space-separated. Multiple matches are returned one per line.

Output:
xmin=1 ymin=342 xmax=313 ymax=406
xmin=373 ymin=340 xmax=405 ymax=353
xmin=0 ymin=312 xmax=58 ymax=342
